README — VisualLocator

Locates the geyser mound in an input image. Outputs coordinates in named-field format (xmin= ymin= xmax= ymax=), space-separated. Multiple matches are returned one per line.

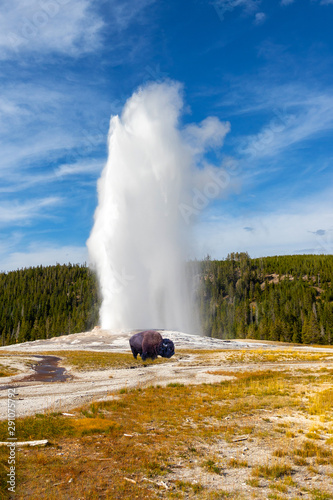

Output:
xmin=87 ymin=81 xmax=230 ymax=333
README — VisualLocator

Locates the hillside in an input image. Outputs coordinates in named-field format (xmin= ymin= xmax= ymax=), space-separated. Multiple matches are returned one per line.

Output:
xmin=1 ymin=254 xmax=333 ymax=346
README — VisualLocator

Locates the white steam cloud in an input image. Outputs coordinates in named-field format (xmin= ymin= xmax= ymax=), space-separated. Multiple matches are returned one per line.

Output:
xmin=87 ymin=81 xmax=230 ymax=333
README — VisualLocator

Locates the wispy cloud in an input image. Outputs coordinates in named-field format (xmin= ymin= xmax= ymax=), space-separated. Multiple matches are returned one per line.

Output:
xmin=0 ymin=0 xmax=105 ymax=59
xmin=216 ymin=72 xmax=333 ymax=160
xmin=55 ymin=159 xmax=104 ymax=178
xmin=0 ymin=79 xmax=109 ymax=190
xmin=0 ymin=159 xmax=104 ymax=194
xmin=238 ymin=87 xmax=333 ymax=159
xmin=0 ymin=197 xmax=61 ymax=225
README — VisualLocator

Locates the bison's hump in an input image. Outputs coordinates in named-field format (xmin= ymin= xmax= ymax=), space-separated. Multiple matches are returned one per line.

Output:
xmin=129 ymin=330 xmax=162 ymax=348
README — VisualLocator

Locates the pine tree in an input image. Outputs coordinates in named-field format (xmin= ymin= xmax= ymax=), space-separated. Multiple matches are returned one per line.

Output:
xmin=292 ymin=323 xmax=301 ymax=344
xmin=302 ymin=313 xmax=321 ymax=344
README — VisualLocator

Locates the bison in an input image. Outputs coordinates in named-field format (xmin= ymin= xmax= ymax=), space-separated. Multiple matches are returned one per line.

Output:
xmin=129 ymin=330 xmax=175 ymax=361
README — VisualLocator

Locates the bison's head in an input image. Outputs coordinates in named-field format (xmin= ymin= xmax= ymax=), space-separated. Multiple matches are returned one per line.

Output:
xmin=158 ymin=338 xmax=175 ymax=358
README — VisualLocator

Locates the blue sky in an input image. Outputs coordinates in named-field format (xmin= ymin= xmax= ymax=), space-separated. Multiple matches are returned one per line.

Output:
xmin=1 ymin=0 xmax=333 ymax=271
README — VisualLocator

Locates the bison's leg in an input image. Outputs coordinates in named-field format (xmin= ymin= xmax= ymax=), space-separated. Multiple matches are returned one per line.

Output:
xmin=141 ymin=351 xmax=158 ymax=361
xmin=130 ymin=346 xmax=138 ymax=359
xmin=141 ymin=351 xmax=157 ymax=361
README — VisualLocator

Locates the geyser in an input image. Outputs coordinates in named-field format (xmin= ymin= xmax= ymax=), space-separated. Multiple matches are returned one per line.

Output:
xmin=87 ymin=81 xmax=230 ymax=332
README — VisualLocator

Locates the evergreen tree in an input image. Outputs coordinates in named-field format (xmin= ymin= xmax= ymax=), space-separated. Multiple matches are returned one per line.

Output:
xmin=302 ymin=313 xmax=322 ymax=344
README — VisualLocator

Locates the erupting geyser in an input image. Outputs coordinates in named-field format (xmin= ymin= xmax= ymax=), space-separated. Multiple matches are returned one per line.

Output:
xmin=87 ymin=81 xmax=230 ymax=332
xmin=87 ymin=82 xmax=194 ymax=332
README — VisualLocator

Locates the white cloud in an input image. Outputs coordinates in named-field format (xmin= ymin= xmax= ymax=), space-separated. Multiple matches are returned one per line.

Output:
xmin=0 ymin=244 xmax=88 ymax=272
xmin=0 ymin=0 xmax=158 ymax=60
xmin=0 ymin=0 xmax=104 ymax=59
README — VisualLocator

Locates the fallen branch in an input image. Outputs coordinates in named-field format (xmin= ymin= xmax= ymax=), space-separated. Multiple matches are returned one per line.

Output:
xmin=52 ymin=478 xmax=72 ymax=487
xmin=0 ymin=439 xmax=48 ymax=447
xmin=232 ymin=436 xmax=248 ymax=442
xmin=124 ymin=477 xmax=136 ymax=484
xmin=143 ymin=478 xmax=169 ymax=489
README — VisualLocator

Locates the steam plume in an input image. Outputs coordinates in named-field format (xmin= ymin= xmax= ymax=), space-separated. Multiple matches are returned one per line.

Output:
xmin=87 ymin=81 xmax=230 ymax=332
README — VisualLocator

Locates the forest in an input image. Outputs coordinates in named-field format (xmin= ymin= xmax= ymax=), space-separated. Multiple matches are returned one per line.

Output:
xmin=198 ymin=253 xmax=333 ymax=344
xmin=0 ymin=264 xmax=99 ymax=346
xmin=1 ymin=253 xmax=333 ymax=346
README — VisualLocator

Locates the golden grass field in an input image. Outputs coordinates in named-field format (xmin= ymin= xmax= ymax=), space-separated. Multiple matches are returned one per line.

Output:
xmin=1 ymin=347 xmax=333 ymax=499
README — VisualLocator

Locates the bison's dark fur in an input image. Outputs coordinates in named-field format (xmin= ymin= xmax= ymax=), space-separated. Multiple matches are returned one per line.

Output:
xmin=129 ymin=330 xmax=175 ymax=361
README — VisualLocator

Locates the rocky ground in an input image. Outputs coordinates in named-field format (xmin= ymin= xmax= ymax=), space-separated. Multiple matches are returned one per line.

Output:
xmin=0 ymin=328 xmax=271 ymax=419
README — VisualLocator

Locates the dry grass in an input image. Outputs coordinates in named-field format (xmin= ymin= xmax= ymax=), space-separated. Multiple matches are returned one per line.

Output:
xmin=293 ymin=440 xmax=332 ymax=460
xmin=273 ymin=448 xmax=289 ymax=458
xmin=309 ymin=388 xmax=333 ymax=415
xmin=222 ymin=349 xmax=333 ymax=364
xmin=252 ymin=461 xmax=293 ymax=479
xmin=227 ymin=457 xmax=248 ymax=468
xmin=0 ymin=369 xmax=293 ymax=498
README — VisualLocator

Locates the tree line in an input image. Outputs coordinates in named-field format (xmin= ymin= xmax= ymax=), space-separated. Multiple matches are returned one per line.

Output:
xmin=1 ymin=253 xmax=333 ymax=346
